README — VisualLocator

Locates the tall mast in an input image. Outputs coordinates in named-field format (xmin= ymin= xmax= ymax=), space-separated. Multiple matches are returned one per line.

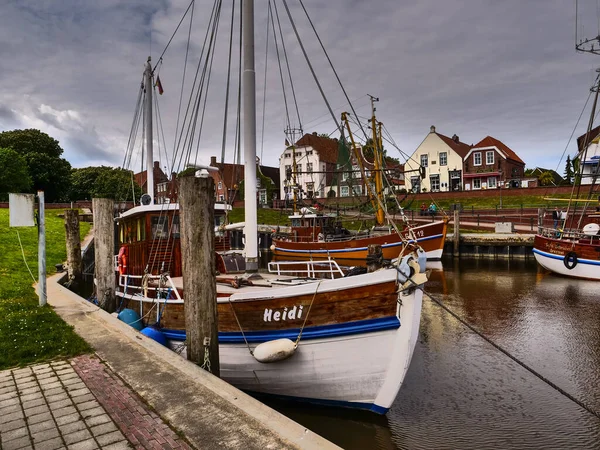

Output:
xmin=369 ymin=95 xmax=385 ymax=226
xmin=243 ymin=0 xmax=258 ymax=272
xmin=144 ymin=57 xmax=154 ymax=204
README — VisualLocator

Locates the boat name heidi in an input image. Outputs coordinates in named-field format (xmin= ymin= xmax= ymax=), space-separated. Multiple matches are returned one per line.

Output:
xmin=263 ymin=305 xmax=304 ymax=322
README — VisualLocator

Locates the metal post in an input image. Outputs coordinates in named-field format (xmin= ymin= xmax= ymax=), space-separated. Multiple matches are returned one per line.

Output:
xmin=243 ymin=0 xmax=258 ymax=272
xmin=38 ymin=191 xmax=46 ymax=307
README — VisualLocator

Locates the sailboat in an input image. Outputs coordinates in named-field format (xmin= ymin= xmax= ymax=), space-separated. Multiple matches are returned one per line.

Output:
xmin=272 ymin=98 xmax=448 ymax=265
xmin=532 ymin=30 xmax=600 ymax=279
xmin=113 ymin=0 xmax=427 ymax=413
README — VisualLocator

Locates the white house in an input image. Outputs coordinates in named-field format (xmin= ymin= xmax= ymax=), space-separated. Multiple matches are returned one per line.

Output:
xmin=404 ymin=126 xmax=471 ymax=192
xmin=279 ymin=133 xmax=338 ymax=200
xmin=576 ymin=126 xmax=600 ymax=185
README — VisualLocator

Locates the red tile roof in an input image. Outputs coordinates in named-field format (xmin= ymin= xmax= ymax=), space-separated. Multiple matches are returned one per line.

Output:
xmin=472 ymin=136 xmax=525 ymax=165
xmin=294 ymin=133 xmax=339 ymax=163
xmin=435 ymin=133 xmax=472 ymax=158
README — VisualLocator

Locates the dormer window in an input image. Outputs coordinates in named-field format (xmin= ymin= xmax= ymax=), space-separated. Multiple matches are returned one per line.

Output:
xmin=473 ymin=152 xmax=482 ymax=166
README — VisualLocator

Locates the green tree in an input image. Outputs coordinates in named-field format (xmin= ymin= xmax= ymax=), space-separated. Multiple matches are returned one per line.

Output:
xmin=0 ymin=129 xmax=72 ymax=202
xmin=564 ymin=155 xmax=574 ymax=185
xmin=538 ymin=170 xmax=555 ymax=186
xmin=91 ymin=168 xmax=140 ymax=201
xmin=0 ymin=147 xmax=32 ymax=201
xmin=70 ymin=166 xmax=113 ymax=200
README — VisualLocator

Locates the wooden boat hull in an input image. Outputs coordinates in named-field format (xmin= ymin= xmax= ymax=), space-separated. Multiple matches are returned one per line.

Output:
xmin=116 ymin=266 xmax=423 ymax=413
xmin=272 ymin=220 xmax=447 ymax=266
xmin=533 ymin=234 xmax=600 ymax=280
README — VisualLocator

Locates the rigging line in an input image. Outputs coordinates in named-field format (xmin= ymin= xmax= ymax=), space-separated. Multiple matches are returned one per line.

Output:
xmin=296 ymin=0 xmax=368 ymax=141
xmin=193 ymin=0 xmax=223 ymax=166
xmin=170 ymin=0 xmax=195 ymax=175
xmin=172 ymin=0 xmax=221 ymax=174
xmin=302 ymin=95 xmax=369 ymax=128
xmin=153 ymin=0 xmax=197 ymax=71
xmin=123 ymin=77 xmax=145 ymax=170
xmin=273 ymin=0 xmax=303 ymax=132
xmin=281 ymin=0 xmax=340 ymax=132
xmin=269 ymin=1 xmax=292 ymax=132
xmin=221 ymin=0 xmax=237 ymax=166
xmin=424 ymin=289 xmax=600 ymax=422
xmin=185 ymin=0 xmax=222 ymax=167
xmin=259 ymin=1 xmax=271 ymax=162
xmin=154 ymin=91 xmax=172 ymax=176
xmin=550 ymin=86 xmax=593 ymax=194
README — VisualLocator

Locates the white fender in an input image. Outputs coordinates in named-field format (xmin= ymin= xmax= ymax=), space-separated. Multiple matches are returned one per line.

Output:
xmin=253 ymin=338 xmax=297 ymax=363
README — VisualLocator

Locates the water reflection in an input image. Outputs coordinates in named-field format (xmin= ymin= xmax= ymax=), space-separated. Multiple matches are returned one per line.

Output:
xmin=265 ymin=257 xmax=600 ymax=449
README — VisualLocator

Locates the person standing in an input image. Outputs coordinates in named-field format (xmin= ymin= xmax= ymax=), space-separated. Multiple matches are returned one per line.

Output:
xmin=552 ymin=207 xmax=559 ymax=229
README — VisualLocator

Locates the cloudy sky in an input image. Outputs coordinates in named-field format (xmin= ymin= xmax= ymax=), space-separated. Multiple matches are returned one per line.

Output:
xmin=1 ymin=0 xmax=599 ymax=175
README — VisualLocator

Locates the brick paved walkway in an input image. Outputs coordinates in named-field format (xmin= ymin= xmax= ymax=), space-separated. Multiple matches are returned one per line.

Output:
xmin=0 ymin=356 xmax=192 ymax=450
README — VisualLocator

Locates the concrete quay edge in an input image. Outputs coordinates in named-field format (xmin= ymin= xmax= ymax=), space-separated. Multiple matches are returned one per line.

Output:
xmin=46 ymin=272 xmax=339 ymax=450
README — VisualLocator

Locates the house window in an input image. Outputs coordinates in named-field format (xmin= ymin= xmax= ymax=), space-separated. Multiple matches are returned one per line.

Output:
xmin=306 ymin=150 xmax=312 ymax=156
xmin=285 ymin=165 xmax=291 ymax=176
xmin=284 ymin=153 xmax=290 ymax=158
xmin=430 ymin=174 xmax=440 ymax=192
xmin=351 ymin=185 xmax=362 ymax=195
xmin=473 ymin=178 xmax=481 ymax=189
xmin=486 ymin=151 xmax=494 ymax=165
xmin=217 ymin=181 xmax=223 ymax=190
xmin=341 ymin=186 xmax=350 ymax=197
xmin=474 ymin=152 xmax=482 ymax=166
xmin=488 ymin=177 xmax=497 ymax=188
xmin=307 ymin=182 xmax=314 ymax=198
xmin=307 ymin=162 xmax=313 ymax=173
xmin=420 ymin=154 xmax=428 ymax=167
xmin=410 ymin=176 xmax=421 ymax=192
xmin=219 ymin=194 xmax=225 ymax=201
xmin=440 ymin=152 xmax=447 ymax=166
xmin=296 ymin=164 xmax=302 ymax=174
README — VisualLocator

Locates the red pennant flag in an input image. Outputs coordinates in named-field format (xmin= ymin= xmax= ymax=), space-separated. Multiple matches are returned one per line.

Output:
xmin=155 ymin=76 xmax=164 ymax=95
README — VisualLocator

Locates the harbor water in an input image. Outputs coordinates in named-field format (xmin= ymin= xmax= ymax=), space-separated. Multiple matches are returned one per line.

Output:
xmin=264 ymin=258 xmax=600 ymax=449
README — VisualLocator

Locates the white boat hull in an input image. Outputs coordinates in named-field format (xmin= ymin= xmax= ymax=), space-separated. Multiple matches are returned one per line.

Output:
xmin=533 ymin=248 xmax=600 ymax=280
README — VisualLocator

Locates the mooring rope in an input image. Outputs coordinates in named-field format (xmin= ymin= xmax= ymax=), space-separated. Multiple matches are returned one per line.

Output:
xmin=424 ymin=290 xmax=600 ymax=421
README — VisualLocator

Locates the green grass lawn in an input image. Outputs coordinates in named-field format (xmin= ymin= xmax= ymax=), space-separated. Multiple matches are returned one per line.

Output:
xmin=0 ymin=208 xmax=92 ymax=370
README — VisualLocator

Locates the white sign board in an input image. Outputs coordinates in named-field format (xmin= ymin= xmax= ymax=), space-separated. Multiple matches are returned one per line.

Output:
xmin=9 ymin=193 xmax=35 ymax=227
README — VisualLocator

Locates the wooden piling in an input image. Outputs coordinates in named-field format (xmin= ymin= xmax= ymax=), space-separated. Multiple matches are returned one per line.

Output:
xmin=453 ymin=210 xmax=460 ymax=258
xmin=179 ymin=175 xmax=219 ymax=376
xmin=64 ymin=209 xmax=82 ymax=286
xmin=92 ymin=198 xmax=115 ymax=313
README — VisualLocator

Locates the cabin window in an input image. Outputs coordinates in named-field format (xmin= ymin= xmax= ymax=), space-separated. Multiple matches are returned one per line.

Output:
xmin=137 ymin=218 xmax=145 ymax=241
xmin=120 ymin=220 xmax=138 ymax=244
xmin=292 ymin=218 xmax=301 ymax=227
xmin=486 ymin=151 xmax=494 ymax=165
xmin=473 ymin=152 xmax=482 ymax=166
xmin=151 ymin=216 xmax=169 ymax=239
xmin=440 ymin=152 xmax=447 ymax=166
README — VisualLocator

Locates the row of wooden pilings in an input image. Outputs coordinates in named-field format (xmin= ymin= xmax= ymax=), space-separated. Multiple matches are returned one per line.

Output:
xmin=63 ymin=176 xmax=220 ymax=375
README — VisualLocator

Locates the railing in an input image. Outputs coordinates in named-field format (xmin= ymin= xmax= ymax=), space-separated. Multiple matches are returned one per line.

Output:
xmin=537 ymin=226 xmax=600 ymax=245
xmin=268 ymin=259 xmax=345 ymax=279
xmin=116 ymin=273 xmax=183 ymax=302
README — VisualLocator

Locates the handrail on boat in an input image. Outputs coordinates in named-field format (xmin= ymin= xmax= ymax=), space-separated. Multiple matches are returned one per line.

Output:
xmin=268 ymin=259 xmax=345 ymax=279
xmin=117 ymin=273 xmax=182 ymax=301
xmin=538 ymin=226 xmax=600 ymax=245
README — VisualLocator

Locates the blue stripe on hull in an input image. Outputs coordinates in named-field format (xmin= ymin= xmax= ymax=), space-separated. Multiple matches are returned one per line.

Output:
xmin=162 ymin=316 xmax=400 ymax=343
xmin=244 ymin=390 xmax=389 ymax=414
xmin=533 ymin=248 xmax=600 ymax=266
xmin=274 ymin=234 xmax=443 ymax=254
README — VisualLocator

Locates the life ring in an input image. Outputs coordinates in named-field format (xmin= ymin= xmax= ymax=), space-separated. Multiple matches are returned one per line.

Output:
xmin=118 ymin=246 xmax=129 ymax=275
xmin=563 ymin=251 xmax=578 ymax=270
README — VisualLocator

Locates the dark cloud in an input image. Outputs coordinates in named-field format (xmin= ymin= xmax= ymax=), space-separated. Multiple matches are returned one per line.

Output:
xmin=0 ymin=0 xmax=595 ymax=174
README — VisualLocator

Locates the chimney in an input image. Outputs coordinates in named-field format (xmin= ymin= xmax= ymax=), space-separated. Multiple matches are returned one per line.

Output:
xmin=210 ymin=156 xmax=217 ymax=166
xmin=312 ymin=131 xmax=318 ymax=136
xmin=430 ymin=125 xmax=436 ymax=133
xmin=452 ymin=134 xmax=459 ymax=143
xmin=154 ymin=161 xmax=160 ymax=169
